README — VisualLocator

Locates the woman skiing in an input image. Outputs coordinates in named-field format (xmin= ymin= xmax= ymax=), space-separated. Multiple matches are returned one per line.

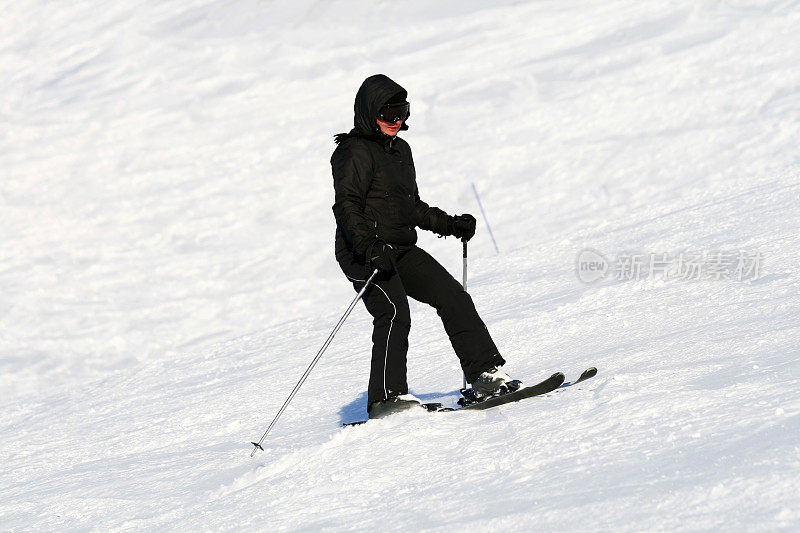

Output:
xmin=331 ymin=74 xmax=518 ymax=418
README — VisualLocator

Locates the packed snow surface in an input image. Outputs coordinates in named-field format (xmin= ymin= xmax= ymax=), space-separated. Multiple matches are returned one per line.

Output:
xmin=2 ymin=1 xmax=799 ymax=530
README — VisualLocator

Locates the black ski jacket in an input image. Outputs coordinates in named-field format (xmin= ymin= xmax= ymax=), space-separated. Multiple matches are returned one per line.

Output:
xmin=331 ymin=74 xmax=451 ymax=260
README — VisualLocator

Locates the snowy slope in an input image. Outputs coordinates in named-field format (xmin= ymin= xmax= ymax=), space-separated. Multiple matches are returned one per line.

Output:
xmin=2 ymin=0 xmax=799 ymax=530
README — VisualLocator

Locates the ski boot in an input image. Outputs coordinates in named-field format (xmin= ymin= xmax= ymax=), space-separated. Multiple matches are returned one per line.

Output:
xmin=367 ymin=394 xmax=422 ymax=419
xmin=470 ymin=366 xmax=522 ymax=400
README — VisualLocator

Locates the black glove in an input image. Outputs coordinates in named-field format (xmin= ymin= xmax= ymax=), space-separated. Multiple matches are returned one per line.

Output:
xmin=368 ymin=240 xmax=396 ymax=273
xmin=450 ymin=214 xmax=477 ymax=242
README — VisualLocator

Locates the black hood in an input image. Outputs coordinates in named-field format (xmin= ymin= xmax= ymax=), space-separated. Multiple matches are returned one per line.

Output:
xmin=353 ymin=74 xmax=408 ymax=134
xmin=334 ymin=74 xmax=408 ymax=145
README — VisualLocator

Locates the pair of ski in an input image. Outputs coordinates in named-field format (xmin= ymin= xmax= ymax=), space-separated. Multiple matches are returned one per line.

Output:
xmin=343 ymin=367 xmax=597 ymax=427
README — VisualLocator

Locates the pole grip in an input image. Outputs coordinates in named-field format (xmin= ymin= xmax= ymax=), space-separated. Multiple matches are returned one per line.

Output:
xmin=462 ymin=240 xmax=467 ymax=290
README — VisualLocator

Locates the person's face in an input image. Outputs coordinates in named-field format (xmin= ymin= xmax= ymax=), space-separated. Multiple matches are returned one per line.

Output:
xmin=376 ymin=117 xmax=403 ymax=136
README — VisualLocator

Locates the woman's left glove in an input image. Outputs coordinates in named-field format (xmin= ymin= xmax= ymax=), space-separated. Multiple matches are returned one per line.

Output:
xmin=368 ymin=240 xmax=397 ymax=273
xmin=450 ymin=214 xmax=477 ymax=241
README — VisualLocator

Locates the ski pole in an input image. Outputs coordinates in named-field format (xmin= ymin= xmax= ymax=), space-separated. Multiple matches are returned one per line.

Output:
xmin=250 ymin=268 xmax=379 ymax=457
xmin=462 ymin=240 xmax=468 ymax=390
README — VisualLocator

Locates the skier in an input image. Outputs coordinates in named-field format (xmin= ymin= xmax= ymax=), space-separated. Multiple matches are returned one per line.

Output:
xmin=331 ymin=74 xmax=518 ymax=419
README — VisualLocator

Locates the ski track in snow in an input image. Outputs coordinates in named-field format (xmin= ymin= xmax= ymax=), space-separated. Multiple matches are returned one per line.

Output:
xmin=2 ymin=0 xmax=800 ymax=530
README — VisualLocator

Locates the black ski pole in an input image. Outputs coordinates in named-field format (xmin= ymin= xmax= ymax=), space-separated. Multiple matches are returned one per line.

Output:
xmin=250 ymin=268 xmax=379 ymax=457
xmin=462 ymin=240 xmax=468 ymax=390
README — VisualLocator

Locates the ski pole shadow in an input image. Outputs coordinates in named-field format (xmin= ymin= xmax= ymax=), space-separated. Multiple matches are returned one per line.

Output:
xmin=411 ymin=389 xmax=463 ymax=407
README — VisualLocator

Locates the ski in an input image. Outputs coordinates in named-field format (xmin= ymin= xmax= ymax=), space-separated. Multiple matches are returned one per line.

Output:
xmin=342 ymin=402 xmax=445 ymax=427
xmin=342 ymin=419 xmax=368 ymax=427
xmin=457 ymin=371 xmax=565 ymax=411
xmin=343 ymin=369 xmax=597 ymax=426
xmin=557 ymin=366 xmax=597 ymax=389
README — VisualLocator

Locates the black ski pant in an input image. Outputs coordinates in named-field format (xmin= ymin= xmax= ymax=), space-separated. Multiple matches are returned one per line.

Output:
xmin=337 ymin=245 xmax=505 ymax=404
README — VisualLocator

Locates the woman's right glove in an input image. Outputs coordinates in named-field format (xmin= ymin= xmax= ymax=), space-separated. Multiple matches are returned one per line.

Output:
xmin=450 ymin=214 xmax=477 ymax=242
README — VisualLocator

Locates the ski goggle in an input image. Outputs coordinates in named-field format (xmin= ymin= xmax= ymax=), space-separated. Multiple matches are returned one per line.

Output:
xmin=378 ymin=102 xmax=410 ymax=123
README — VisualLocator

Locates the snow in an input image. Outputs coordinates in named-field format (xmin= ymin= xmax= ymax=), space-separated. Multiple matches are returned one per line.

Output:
xmin=2 ymin=0 xmax=799 ymax=530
